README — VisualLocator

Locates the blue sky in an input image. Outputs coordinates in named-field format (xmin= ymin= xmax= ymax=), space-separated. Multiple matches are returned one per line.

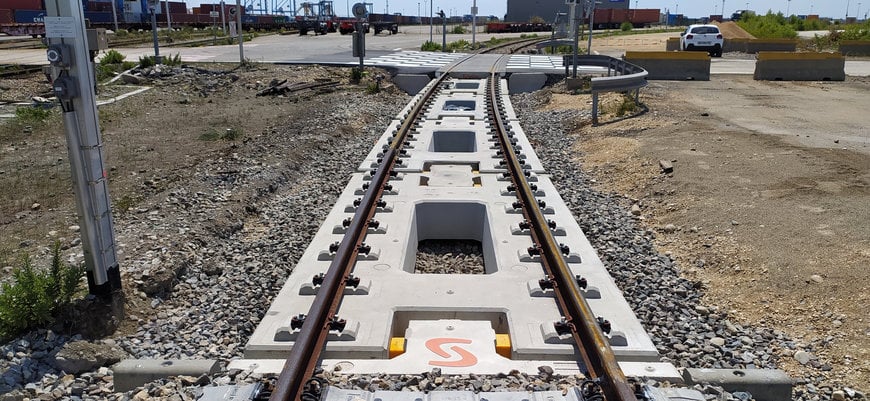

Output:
xmin=191 ymin=1 xmax=866 ymax=20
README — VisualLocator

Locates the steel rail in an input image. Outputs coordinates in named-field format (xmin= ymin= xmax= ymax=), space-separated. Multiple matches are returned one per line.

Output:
xmin=268 ymin=72 xmax=452 ymax=401
xmin=486 ymin=74 xmax=637 ymax=401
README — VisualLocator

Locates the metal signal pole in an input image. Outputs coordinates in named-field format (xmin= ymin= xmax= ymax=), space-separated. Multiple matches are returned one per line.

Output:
xmin=43 ymin=0 xmax=122 ymax=301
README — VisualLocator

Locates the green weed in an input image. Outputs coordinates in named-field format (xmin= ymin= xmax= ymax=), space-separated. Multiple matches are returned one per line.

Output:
xmin=0 ymin=242 xmax=85 ymax=340
xmin=421 ymin=40 xmax=442 ymax=51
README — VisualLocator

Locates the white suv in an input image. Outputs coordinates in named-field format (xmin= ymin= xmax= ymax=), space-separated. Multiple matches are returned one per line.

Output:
xmin=680 ymin=24 xmax=724 ymax=57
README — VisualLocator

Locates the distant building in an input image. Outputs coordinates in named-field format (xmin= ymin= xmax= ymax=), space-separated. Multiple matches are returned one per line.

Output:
xmin=505 ymin=0 xmax=628 ymax=22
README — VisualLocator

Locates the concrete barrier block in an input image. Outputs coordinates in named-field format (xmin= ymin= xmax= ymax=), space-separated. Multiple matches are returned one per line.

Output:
xmin=754 ymin=52 xmax=845 ymax=81
xmin=113 ymin=359 xmax=221 ymax=392
xmin=723 ymin=38 xmax=748 ymax=53
xmin=840 ymin=40 xmax=870 ymax=56
xmin=624 ymin=51 xmax=710 ymax=81
xmin=683 ymin=368 xmax=793 ymax=401
xmin=665 ymin=37 xmax=680 ymax=51
xmin=745 ymin=39 xmax=798 ymax=53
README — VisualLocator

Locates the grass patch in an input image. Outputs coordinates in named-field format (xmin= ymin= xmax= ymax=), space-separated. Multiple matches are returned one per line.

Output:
xmin=199 ymin=128 xmax=242 ymax=141
xmin=421 ymin=40 xmax=442 ymax=51
xmin=350 ymin=67 xmax=364 ymax=83
xmin=365 ymin=82 xmax=380 ymax=94
xmin=14 ymin=107 xmax=52 ymax=125
xmin=605 ymin=94 xmax=640 ymax=117
xmin=0 ymin=242 xmax=85 ymax=341
xmin=451 ymin=25 xmax=466 ymax=34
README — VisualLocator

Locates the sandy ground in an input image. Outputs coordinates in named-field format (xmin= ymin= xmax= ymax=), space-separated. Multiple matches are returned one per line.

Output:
xmin=547 ymin=76 xmax=869 ymax=392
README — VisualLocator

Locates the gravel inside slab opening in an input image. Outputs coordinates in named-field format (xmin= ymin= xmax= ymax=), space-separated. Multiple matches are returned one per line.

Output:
xmin=415 ymin=239 xmax=485 ymax=274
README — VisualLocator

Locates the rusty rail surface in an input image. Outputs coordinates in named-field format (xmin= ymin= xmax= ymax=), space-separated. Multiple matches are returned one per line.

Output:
xmin=267 ymin=73 xmax=451 ymax=401
xmin=486 ymin=73 xmax=637 ymax=401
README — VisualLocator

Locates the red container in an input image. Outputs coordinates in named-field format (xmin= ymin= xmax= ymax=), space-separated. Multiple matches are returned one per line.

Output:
xmin=629 ymin=9 xmax=660 ymax=24
xmin=0 ymin=9 xmax=13 ymax=23
xmin=5 ymin=0 xmax=43 ymax=10
xmin=167 ymin=2 xmax=186 ymax=14
xmin=611 ymin=9 xmax=629 ymax=22
xmin=170 ymin=12 xmax=194 ymax=23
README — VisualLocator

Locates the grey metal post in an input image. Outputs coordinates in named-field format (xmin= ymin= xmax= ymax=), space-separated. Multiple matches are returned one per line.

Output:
xmin=572 ymin=2 xmax=579 ymax=78
xmin=149 ymin=5 xmax=162 ymax=64
xmin=110 ymin=0 xmax=119 ymax=32
xmin=441 ymin=11 xmax=446 ymax=52
xmin=237 ymin=0 xmax=245 ymax=62
xmin=429 ymin=0 xmax=433 ymax=43
xmin=43 ymin=0 xmax=121 ymax=299
xmin=221 ymin=0 xmax=227 ymax=34
xmin=592 ymin=92 xmax=599 ymax=125
xmin=165 ymin=0 xmax=172 ymax=31
xmin=471 ymin=0 xmax=477 ymax=49
xmin=587 ymin=0 xmax=595 ymax=55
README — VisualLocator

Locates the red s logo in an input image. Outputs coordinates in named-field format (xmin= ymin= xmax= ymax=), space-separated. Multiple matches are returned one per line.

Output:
xmin=425 ymin=338 xmax=478 ymax=367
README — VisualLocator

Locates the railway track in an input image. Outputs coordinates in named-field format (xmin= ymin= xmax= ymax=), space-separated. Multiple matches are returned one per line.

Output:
xmin=0 ymin=64 xmax=43 ymax=78
xmin=234 ymin=52 xmax=687 ymax=401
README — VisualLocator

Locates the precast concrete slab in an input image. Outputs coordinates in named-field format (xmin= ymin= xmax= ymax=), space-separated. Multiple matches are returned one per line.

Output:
xmin=508 ymin=73 xmax=548 ymax=94
xmin=394 ymin=74 xmax=434 ymax=95
xmin=317 ymin=387 xmax=705 ymax=401
xmin=441 ymin=54 xmax=507 ymax=79
xmin=498 ymin=80 xmax=520 ymax=121
xmin=245 ymin=78 xmax=666 ymax=378
xmin=113 ymin=359 xmax=220 ymax=392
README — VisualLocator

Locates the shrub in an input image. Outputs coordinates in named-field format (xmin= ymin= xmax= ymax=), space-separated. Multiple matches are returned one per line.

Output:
xmin=138 ymin=55 xmax=155 ymax=68
xmin=164 ymin=53 xmax=182 ymax=66
xmin=451 ymin=25 xmax=466 ymax=34
xmin=421 ymin=40 xmax=442 ymax=51
xmin=350 ymin=67 xmax=364 ymax=83
xmin=365 ymin=82 xmax=380 ymax=94
xmin=446 ymin=39 xmax=471 ymax=51
xmin=609 ymin=94 xmax=639 ymax=117
xmin=99 ymin=49 xmax=126 ymax=65
xmin=620 ymin=22 xmax=633 ymax=32
xmin=737 ymin=11 xmax=798 ymax=38
xmin=0 ymin=243 xmax=85 ymax=340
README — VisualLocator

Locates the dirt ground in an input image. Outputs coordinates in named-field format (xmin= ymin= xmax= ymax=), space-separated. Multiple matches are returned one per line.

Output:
xmin=547 ymin=76 xmax=869 ymax=392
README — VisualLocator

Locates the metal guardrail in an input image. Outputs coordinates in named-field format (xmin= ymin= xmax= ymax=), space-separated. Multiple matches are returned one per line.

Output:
xmin=563 ymin=55 xmax=648 ymax=125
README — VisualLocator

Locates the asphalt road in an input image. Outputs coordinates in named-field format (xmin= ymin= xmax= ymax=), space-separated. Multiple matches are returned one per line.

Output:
xmin=2 ymin=28 xmax=870 ymax=76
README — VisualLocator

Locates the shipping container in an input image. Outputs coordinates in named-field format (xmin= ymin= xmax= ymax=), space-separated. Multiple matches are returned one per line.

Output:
xmin=5 ymin=0 xmax=43 ymax=11
xmin=630 ymin=9 xmax=660 ymax=24
xmin=13 ymin=9 xmax=46 ymax=23
xmin=0 ymin=9 xmax=13 ymax=24
xmin=83 ymin=11 xmax=112 ymax=23
xmin=166 ymin=1 xmax=186 ymax=14
xmin=169 ymin=12 xmax=195 ymax=23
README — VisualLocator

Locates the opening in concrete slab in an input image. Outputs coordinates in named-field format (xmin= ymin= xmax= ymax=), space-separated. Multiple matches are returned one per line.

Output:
xmin=430 ymin=131 xmax=477 ymax=152
xmin=390 ymin=311 xmax=509 ymax=337
xmin=443 ymin=100 xmax=476 ymax=112
xmin=415 ymin=239 xmax=484 ymax=274
xmin=407 ymin=202 xmax=496 ymax=274
xmin=454 ymin=82 xmax=480 ymax=90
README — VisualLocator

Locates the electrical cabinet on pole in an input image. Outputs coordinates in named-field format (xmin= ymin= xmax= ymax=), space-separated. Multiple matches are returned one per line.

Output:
xmin=43 ymin=0 xmax=122 ymax=301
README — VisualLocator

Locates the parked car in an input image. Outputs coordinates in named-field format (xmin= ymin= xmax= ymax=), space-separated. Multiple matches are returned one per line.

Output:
xmin=680 ymin=24 xmax=724 ymax=57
